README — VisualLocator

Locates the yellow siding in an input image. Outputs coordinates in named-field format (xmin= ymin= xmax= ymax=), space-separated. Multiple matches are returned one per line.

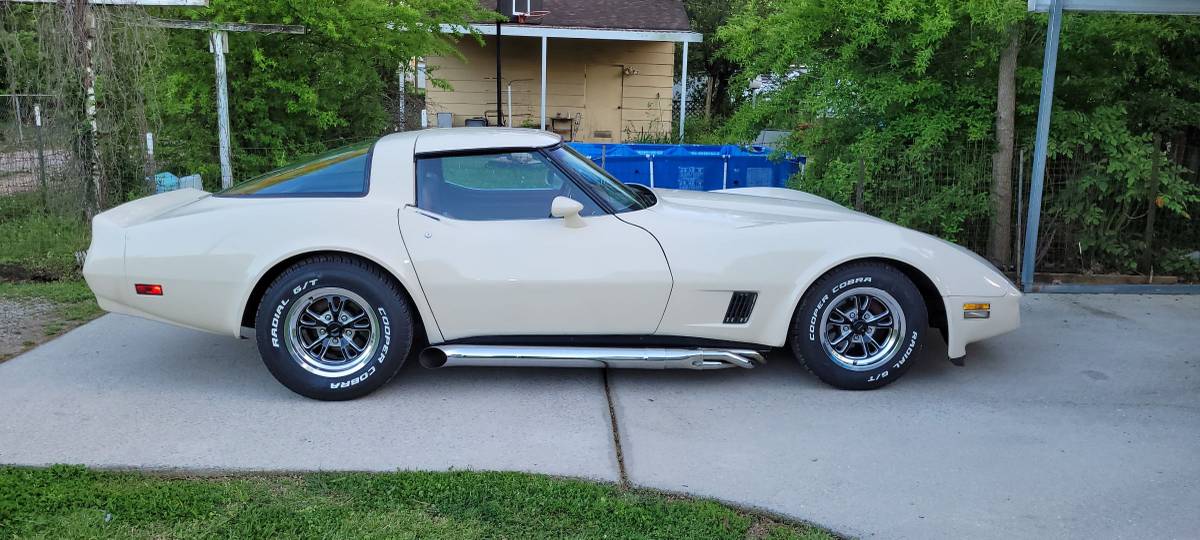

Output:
xmin=425 ymin=36 xmax=676 ymax=142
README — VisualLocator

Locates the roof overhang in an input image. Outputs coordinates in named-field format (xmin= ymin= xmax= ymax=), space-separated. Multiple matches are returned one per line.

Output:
xmin=440 ymin=23 xmax=702 ymax=42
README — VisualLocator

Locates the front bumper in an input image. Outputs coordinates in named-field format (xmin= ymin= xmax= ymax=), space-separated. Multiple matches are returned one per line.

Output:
xmin=942 ymin=290 xmax=1021 ymax=358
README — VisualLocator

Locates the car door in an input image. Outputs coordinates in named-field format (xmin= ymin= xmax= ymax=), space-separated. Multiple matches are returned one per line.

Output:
xmin=398 ymin=149 xmax=672 ymax=341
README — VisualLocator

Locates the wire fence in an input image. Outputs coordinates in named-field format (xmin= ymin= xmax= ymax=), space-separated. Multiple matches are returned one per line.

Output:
xmin=1031 ymin=138 xmax=1200 ymax=282
xmin=0 ymin=95 xmax=92 ymax=216
xmin=794 ymin=143 xmax=996 ymax=259
xmin=798 ymin=140 xmax=1200 ymax=283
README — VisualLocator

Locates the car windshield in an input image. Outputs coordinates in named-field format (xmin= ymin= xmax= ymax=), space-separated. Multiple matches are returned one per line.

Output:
xmin=220 ymin=141 xmax=372 ymax=196
xmin=550 ymin=146 xmax=651 ymax=213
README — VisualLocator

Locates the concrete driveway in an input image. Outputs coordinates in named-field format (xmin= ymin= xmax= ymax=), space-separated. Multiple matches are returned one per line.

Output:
xmin=1 ymin=294 xmax=1197 ymax=539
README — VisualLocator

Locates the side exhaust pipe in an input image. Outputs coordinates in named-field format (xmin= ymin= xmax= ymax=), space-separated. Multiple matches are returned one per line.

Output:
xmin=418 ymin=345 xmax=765 ymax=370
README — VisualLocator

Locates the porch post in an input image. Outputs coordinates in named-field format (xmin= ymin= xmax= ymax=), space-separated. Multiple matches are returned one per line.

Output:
xmin=540 ymin=36 xmax=547 ymax=130
xmin=679 ymin=40 xmax=688 ymax=142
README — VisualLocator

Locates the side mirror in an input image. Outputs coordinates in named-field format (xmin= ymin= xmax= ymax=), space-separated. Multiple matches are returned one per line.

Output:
xmin=550 ymin=196 xmax=586 ymax=228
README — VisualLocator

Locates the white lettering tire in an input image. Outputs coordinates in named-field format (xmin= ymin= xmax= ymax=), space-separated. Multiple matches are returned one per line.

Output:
xmin=254 ymin=254 xmax=414 ymax=400
xmin=789 ymin=262 xmax=927 ymax=390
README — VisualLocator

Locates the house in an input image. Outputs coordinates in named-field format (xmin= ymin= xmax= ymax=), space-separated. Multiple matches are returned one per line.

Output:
xmin=423 ymin=0 xmax=701 ymax=143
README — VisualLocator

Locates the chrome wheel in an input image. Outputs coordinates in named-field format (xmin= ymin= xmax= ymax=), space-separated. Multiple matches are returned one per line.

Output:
xmin=284 ymin=287 xmax=381 ymax=378
xmin=819 ymin=287 xmax=906 ymax=371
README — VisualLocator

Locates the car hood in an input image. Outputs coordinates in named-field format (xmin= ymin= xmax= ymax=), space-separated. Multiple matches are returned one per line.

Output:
xmin=640 ymin=187 xmax=880 ymax=229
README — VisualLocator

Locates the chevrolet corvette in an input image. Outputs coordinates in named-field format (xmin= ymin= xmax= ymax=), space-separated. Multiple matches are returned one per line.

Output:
xmin=83 ymin=128 xmax=1020 ymax=400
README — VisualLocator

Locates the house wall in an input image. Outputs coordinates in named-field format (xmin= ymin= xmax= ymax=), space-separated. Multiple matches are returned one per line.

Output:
xmin=424 ymin=35 xmax=675 ymax=143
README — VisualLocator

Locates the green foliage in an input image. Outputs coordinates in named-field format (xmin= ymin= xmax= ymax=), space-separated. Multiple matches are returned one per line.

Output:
xmin=151 ymin=0 xmax=489 ymax=188
xmin=681 ymin=0 xmax=743 ymax=120
xmin=1043 ymin=106 xmax=1199 ymax=273
xmin=0 ymin=193 xmax=89 ymax=280
xmin=718 ymin=0 xmax=1200 ymax=274
xmin=0 ymin=466 xmax=834 ymax=539
xmin=1042 ymin=13 xmax=1200 ymax=273
xmin=716 ymin=0 xmax=1023 ymax=244
xmin=719 ymin=0 xmax=1023 ymax=149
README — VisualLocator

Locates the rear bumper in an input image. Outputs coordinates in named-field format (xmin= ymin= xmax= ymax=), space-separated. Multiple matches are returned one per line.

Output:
xmin=82 ymin=188 xmax=237 ymax=337
xmin=943 ymin=290 xmax=1021 ymax=358
xmin=82 ymin=212 xmax=127 ymax=314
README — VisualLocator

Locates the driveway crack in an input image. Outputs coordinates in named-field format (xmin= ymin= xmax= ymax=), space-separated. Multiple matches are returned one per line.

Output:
xmin=602 ymin=368 xmax=630 ymax=488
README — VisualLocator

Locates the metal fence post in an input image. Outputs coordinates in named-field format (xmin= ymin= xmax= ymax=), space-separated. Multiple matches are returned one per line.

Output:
xmin=1141 ymin=134 xmax=1162 ymax=274
xmin=722 ymin=155 xmax=729 ymax=189
xmin=1016 ymin=148 xmax=1025 ymax=273
xmin=13 ymin=95 xmax=23 ymax=142
xmin=855 ymin=156 xmax=865 ymax=211
xmin=34 ymin=104 xmax=48 ymax=211
xmin=145 ymin=132 xmax=157 ymax=193
xmin=1021 ymin=0 xmax=1064 ymax=291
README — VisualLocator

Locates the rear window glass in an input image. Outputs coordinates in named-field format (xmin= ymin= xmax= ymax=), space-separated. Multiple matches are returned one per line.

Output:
xmin=221 ymin=142 xmax=372 ymax=196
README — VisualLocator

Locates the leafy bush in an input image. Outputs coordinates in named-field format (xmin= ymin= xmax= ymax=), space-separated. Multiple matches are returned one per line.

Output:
xmin=717 ymin=0 xmax=1200 ymax=276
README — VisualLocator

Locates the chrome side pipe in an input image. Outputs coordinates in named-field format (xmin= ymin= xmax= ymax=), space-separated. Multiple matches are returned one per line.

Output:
xmin=419 ymin=345 xmax=766 ymax=370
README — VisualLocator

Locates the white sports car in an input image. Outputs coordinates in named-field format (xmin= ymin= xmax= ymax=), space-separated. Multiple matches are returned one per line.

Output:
xmin=84 ymin=128 xmax=1020 ymax=400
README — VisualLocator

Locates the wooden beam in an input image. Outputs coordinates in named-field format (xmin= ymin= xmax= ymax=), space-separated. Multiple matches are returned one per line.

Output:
xmin=152 ymin=19 xmax=306 ymax=34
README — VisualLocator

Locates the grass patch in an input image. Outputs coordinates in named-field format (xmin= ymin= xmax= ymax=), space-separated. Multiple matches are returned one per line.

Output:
xmin=0 ymin=280 xmax=102 ymax=336
xmin=0 ymin=466 xmax=833 ymax=539
xmin=0 ymin=192 xmax=90 ymax=281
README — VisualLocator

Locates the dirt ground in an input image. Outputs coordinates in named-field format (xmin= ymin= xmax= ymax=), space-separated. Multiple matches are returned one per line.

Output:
xmin=0 ymin=297 xmax=56 ymax=361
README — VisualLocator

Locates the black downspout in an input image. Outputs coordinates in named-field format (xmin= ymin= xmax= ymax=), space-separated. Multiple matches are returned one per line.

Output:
xmin=496 ymin=1 xmax=503 ymax=126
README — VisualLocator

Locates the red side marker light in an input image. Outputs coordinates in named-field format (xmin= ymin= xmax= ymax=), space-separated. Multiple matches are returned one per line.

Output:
xmin=135 ymin=284 xmax=163 ymax=296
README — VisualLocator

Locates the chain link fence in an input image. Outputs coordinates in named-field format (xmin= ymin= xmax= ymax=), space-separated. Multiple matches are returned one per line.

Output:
xmin=798 ymin=139 xmax=1200 ymax=284
xmin=1030 ymin=138 xmax=1200 ymax=283
xmin=0 ymin=95 xmax=90 ymax=214
xmin=794 ymin=143 xmax=995 ymax=259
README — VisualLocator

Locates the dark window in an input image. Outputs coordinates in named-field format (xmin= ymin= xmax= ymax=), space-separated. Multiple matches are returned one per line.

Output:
xmin=416 ymin=151 xmax=602 ymax=221
xmin=220 ymin=142 xmax=371 ymax=196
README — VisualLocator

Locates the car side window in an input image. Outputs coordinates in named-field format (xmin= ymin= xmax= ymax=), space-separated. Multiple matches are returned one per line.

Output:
xmin=221 ymin=142 xmax=371 ymax=196
xmin=416 ymin=151 xmax=603 ymax=221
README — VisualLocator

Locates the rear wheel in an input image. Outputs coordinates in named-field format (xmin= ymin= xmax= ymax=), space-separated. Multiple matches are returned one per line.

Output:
xmin=790 ymin=262 xmax=927 ymax=390
xmin=254 ymin=255 xmax=413 ymax=400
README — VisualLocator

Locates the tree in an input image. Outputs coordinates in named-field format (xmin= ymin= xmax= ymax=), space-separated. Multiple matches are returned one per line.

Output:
xmin=718 ymin=0 xmax=1200 ymax=276
xmin=151 ymin=0 xmax=487 ymax=186
xmin=682 ymin=0 xmax=740 ymax=121
xmin=988 ymin=27 xmax=1021 ymax=266
xmin=718 ymin=0 xmax=1027 ymax=245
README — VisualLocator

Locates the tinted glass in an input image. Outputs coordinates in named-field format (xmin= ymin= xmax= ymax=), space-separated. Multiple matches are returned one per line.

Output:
xmin=221 ymin=142 xmax=371 ymax=196
xmin=416 ymin=151 xmax=602 ymax=221
xmin=550 ymin=146 xmax=649 ymax=213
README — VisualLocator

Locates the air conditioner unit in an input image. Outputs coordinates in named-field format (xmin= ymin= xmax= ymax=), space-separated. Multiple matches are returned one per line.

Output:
xmin=500 ymin=0 xmax=547 ymax=23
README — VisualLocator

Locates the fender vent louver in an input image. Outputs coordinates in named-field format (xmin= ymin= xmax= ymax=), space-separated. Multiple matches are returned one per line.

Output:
xmin=723 ymin=292 xmax=758 ymax=324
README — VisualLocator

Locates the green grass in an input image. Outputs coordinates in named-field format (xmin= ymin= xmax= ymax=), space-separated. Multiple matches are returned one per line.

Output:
xmin=0 ymin=280 xmax=102 ymax=336
xmin=0 ymin=192 xmax=90 ymax=281
xmin=0 ymin=466 xmax=833 ymax=539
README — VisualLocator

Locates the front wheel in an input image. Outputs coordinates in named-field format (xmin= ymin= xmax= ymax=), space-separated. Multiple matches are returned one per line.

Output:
xmin=254 ymin=255 xmax=414 ymax=400
xmin=790 ymin=262 xmax=927 ymax=390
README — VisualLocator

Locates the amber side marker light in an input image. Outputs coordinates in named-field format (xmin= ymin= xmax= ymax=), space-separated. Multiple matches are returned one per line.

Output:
xmin=963 ymin=303 xmax=990 ymax=319
xmin=135 ymin=284 xmax=163 ymax=296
